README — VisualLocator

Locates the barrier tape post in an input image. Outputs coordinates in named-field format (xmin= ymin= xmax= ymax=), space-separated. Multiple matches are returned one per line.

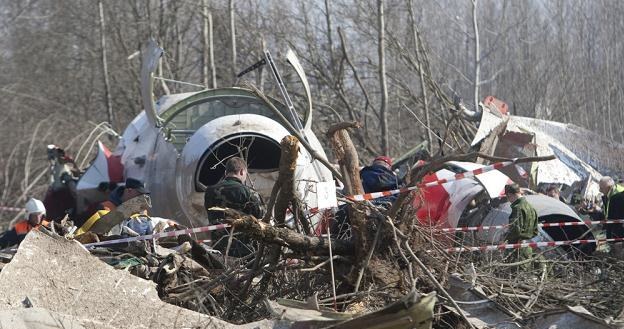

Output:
xmin=82 ymin=223 xmax=230 ymax=248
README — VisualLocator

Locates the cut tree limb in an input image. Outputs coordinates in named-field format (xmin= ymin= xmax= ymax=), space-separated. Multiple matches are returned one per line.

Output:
xmin=273 ymin=136 xmax=299 ymax=225
xmin=225 ymin=214 xmax=354 ymax=256
xmin=326 ymin=122 xmax=368 ymax=288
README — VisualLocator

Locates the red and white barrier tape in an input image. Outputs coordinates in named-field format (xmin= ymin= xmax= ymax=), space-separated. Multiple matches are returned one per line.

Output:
xmin=82 ymin=223 xmax=230 ymax=248
xmin=347 ymin=160 xmax=514 ymax=201
xmin=0 ymin=206 xmax=25 ymax=212
xmin=444 ymin=237 xmax=624 ymax=253
xmin=428 ymin=219 xmax=624 ymax=233
xmin=540 ymin=219 xmax=624 ymax=227
xmin=434 ymin=224 xmax=508 ymax=232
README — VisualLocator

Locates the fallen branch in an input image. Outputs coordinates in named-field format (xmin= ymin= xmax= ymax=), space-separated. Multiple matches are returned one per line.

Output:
xmin=225 ymin=214 xmax=354 ymax=255
xmin=403 ymin=241 xmax=476 ymax=329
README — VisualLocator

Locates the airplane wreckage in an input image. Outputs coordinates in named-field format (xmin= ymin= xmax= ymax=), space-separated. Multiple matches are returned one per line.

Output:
xmin=9 ymin=40 xmax=624 ymax=329
xmin=45 ymin=40 xmax=335 ymax=230
xmin=40 ymin=40 xmax=623 ymax=254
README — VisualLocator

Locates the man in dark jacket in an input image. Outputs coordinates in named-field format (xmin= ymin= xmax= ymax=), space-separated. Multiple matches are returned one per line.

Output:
xmin=359 ymin=156 xmax=401 ymax=204
xmin=204 ymin=157 xmax=265 ymax=256
xmin=504 ymin=184 xmax=539 ymax=269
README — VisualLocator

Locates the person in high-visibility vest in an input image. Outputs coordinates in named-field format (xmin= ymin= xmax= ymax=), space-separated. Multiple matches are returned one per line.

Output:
xmin=598 ymin=176 xmax=624 ymax=238
xmin=0 ymin=198 xmax=49 ymax=248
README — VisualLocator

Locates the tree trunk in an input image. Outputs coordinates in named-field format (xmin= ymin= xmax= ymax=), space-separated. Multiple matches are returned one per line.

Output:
xmin=229 ymin=0 xmax=237 ymax=85
xmin=407 ymin=0 xmax=432 ymax=154
xmin=201 ymin=0 xmax=209 ymax=88
xmin=327 ymin=122 xmax=364 ymax=195
xmin=326 ymin=122 xmax=367 ymax=286
xmin=226 ymin=214 xmax=354 ymax=255
xmin=98 ymin=1 xmax=115 ymax=130
xmin=273 ymin=136 xmax=300 ymax=225
xmin=472 ymin=0 xmax=481 ymax=111
xmin=256 ymin=38 xmax=266 ymax=92
xmin=377 ymin=0 xmax=389 ymax=155
xmin=324 ymin=0 xmax=334 ymax=70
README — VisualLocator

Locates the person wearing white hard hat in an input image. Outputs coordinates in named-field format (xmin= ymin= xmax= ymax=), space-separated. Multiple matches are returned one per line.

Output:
xmin=0 ymin=198 xmax=49 ymax=248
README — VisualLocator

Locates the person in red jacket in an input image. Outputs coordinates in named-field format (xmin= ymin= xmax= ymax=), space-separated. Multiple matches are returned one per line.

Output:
xmin=0 ymin=198 xmax=49 ymax=248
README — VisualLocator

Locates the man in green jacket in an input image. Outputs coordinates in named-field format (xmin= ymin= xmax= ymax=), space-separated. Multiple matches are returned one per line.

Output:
xmin=204 ymin=156 xmax=265 ymax=256
xmin=504 ymin=183 xmax=539 ymax=268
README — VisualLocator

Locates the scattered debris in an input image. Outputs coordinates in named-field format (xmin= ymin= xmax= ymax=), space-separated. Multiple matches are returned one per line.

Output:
xmin=0 ymin=230 xmax=276 ymax=329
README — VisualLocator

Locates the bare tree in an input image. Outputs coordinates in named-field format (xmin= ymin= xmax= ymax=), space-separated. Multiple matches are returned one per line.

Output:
xmin=471 ymin=0 xmax=480 ymax=111
xmin=377 ymin=0 xmax=389 ymax=155
xmin=407 ymin=0 xmax=432 ymax=153
xmin=229 ymin=0 xmax=237 ymax=85
xmin=99 ymin=1 xmax=115 ymax=129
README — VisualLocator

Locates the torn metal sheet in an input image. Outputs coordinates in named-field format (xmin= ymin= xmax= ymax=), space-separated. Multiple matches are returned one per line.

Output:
xmin=446 ymin=275 xmax=521 ymax=329
xmin=447 ymin=161 xmax=510 ymax=198
xmin=473 ymin=105 xmax=620 ymax=199
xmin=0 ymin=230 xmax=277 ymax=329
xmin=265 ymin=298 xmax=351 ymax=325
xmin=506 ymin=117 xmax=604 ymax=189
xmin=509 ymin=117 xmax=624 ymax=178
xmin=470 ymin=107 xmax=505 ymax=147
xmin=266 ymin=292 xmax=436 ymax=329
xmin=331 ymin=291 xmax=436 ymax=329
xmin=523 ymin=306 xmax=617 ymax=329
xmin=413 ymin=161 xmax=510 ymax=229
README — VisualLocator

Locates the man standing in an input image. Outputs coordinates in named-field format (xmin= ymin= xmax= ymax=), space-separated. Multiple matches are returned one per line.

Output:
xmin=504 ymin=184 xmax=538 ymax=268
xmin=597 ymin=176 xmax=624 ymax=238
xmin=359 ymin=156 xmax=401 ymax=204
xmin=204 ymin=157 xmax=265 ymax=256
xmin=0 ymin=198 xmax=48 ymax=248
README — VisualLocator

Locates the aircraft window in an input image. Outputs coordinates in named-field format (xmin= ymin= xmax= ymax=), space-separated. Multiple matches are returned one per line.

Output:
xmin=168 ymin=97 xmax=279 ymax=131
xmin=196 ymin=134 xmax=281 ymax=189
